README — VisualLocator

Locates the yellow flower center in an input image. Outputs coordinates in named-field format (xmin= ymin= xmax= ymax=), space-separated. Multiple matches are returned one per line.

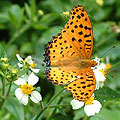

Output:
xmin=20 ymin=84 xmax=35 ymax=95
xmin=30 ymin=63 xmax=36 ymax=68
xmin=105 ymin=64 xmax=111 ymax=70
xmin=85 ymin=96 xmax=94 ymax=105
xmin=99 ymin=69 xmax=106 ymax=76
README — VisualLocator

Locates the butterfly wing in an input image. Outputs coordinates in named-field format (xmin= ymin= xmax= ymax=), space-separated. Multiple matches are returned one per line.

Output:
xmin=44 ymin=33 xmax=81 ymax=67
xmin=45 ymin=67 xmax=95 ymax=101
xmin=45 ymin=66 xmax=78 ymax=85
xmin=44 ymin=5 xmax=95 ymax=101
xmin=65 ymin=68 xmax=95 ymax=101
xmin=44 ymin=5 xmax=93 ymax=67
xmin=62 ymin=5 xmax=93 ymax=59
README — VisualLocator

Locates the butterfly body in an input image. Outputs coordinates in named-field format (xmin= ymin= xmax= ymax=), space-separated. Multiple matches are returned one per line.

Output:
xmin=44 ymin=5 xmax=96 ymax=101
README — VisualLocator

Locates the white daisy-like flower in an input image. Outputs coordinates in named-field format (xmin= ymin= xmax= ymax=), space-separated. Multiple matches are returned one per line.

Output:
xmin=70 ymin=95 xmax=102 ymax=117
xmin=14 ymin=72 xmax=42 ymax=105
xmin=92 ymin=57 xmax=106 ymax=89
xmin=16 ymin=54 xmax=40 ymax=73
xmin=70 ymin=99 xmax=84 ymax=110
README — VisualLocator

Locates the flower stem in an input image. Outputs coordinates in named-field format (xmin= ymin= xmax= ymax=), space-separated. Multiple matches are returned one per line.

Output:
xmin=0 ymin=99 xmax=5 ymax=109
xmin=47 ymin=88 xmax=64 ymax=106
xmin=1 ymin=78 xmax=5 ymax=97
xmin=33 ymin=88 xmax=64 ymax=120
xmin=48 ymin=96 xmax=63 ymax=119
xmin=0 ymin=77 xmax=5 ymax=109
xmin=6 ymin=82 xmax=12 ymax=97
xmin=39 ymin=101 xmax=44 ymax=110
xmin=47 ymin=104 xmax=70 ymax=108
xmin=106 ymin=61 xmax=120 ymax=72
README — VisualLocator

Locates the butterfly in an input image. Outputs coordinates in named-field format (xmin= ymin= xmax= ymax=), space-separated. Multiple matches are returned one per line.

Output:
xmin=44 ymin=5 xmax=97 ymax=101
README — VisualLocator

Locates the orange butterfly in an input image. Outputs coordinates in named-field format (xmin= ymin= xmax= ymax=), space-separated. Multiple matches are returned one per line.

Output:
xmin=44 ymin=5 xmax=97 ymax=101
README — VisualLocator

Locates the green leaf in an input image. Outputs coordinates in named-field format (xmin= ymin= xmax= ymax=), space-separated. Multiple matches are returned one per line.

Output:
xmin=95 ymin=87 xmax=120 ymax=104
xmin=8 ymin=4 xmax=24 ymax=29
xmin=90 ymin=107 xmax=120 ymax=120
xmin=4 ymin=96 xmax=24 ymax=120
xmin=24 ymin=3 xmax=32 ymax=20
xmin=73 ymin=107 xmax=85 ymax=120
xmin=0 ymin=44 xmax=7 ymax=58
xmin=58 ymin=107 xmax=67 ymax=117
xmin=39 ymin=13 xmax=60 ymax=26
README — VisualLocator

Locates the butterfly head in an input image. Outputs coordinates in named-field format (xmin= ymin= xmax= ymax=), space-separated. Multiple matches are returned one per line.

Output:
xmin=90 ymin=60 xmax=98 ymax=67
xmin=91 ymin=57 xmax=100 ymax=69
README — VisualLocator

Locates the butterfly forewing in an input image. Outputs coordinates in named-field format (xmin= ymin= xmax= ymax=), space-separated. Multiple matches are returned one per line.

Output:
xmin=44 ymin=33 xmax=80 ymax=66
xmin=62 ymin=5 xmax=93 ymax=59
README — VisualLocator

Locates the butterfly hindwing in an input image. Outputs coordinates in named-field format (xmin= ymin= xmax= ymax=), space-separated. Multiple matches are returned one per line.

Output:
xmin=65 ymin=68 xmax=95 ymax=101
xmin=45 ymin=66 xmax=78 ymax=85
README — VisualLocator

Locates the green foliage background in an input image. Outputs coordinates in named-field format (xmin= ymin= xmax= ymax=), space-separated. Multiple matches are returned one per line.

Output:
xmin=0 ymin=0 xmax=120 ymax=120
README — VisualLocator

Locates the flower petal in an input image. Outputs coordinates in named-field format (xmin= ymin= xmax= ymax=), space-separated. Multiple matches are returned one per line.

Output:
xmin=14 ymin=78 xmax=26 ymax=85
xmin=30 ymin=91 xmax=42 ymax=103
xmin=28 ymin=72 xmax=39 ymax=85
xmin=70 ymin=99 xmax=84 ymax=110
xmin=15 ymin=88 xmax=23 ymax=100
xmin=15 ymin=88 xmax=28 ymax=105
xmin=99 ymin=63 xmax=106 ymax=70
xmin=20 ymin=94 xmax=28 ymax=105
xmin=18 ymin=63 xmax=23 ymax=68
xmin=93 ymin=69 xmax=106 ymax=89
xmin=93 ymin=69 xmax=106 ymax=82
xmin=16 ymin=54 xmax=23 ymax=62
xmin=84 ymin=100 xmax=102 ymax=116
xmin=31 ymin=68 xmax=40 ymax=73
xmin=25 ymin=56 xmax=33 ymax=64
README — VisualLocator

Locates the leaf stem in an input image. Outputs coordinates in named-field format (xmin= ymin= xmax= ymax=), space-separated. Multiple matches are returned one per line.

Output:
xmin=6 ymin=82 xmax=12 ymax=97
xmin=39 ymin=101 xmax=44 ymax=110
xmin=0 ymin=77 xmax=5 ymax=109
xmin=47 ymin=104 xmax=70 ymax=108
xmin=33 ymin=88 xmax=64 ymax=120
xmin=1 ymin=77 xmax=5 ymax=97
xmin=47 ymin=88 xmax=64 ymax=106
xmin=106 ymin=61 xmax=120 ymax=72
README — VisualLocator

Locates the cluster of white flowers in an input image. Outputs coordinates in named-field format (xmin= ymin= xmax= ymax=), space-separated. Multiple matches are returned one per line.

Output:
xmin=14 ymin=54 xmax=42 ymax=105
xmin=71 ymin=57 xmax=110 ymax=117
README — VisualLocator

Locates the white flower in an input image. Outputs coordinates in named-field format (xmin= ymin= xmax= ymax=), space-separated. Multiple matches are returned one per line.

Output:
xmin=92 ymin=57 xmax=106 ymax=89
xmin=84 ymin=100 xmax=102 ymax=116
xmin=70 ymin=99 xmax=84 ymax=110
xmin=14 ymin=72 xmax=42 ymax=105
xmin=71 ymin=95 xmax=102 ymax=117
xmin=16 ymin=54 xmax=40 ymax=73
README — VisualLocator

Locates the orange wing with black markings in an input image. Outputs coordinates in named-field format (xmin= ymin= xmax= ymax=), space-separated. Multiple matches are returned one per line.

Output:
xmin=44 ymin=5 xmax=96 ymax=102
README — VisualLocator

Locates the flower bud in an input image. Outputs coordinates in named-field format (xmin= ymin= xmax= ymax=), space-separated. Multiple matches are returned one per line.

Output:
xmin=63 ymin=11 xmax=69 ymax=16
xmin=38 ymin=10 xmax=44 ymax=16
xmin=1 ymin=58 xmax=8 ymax=62
xmin=12 ymin=69 xmax=18 ymax=74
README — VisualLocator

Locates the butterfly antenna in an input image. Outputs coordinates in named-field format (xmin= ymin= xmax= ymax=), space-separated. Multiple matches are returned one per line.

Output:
xmin=100 ymin=46 xmax=116 ymax=58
